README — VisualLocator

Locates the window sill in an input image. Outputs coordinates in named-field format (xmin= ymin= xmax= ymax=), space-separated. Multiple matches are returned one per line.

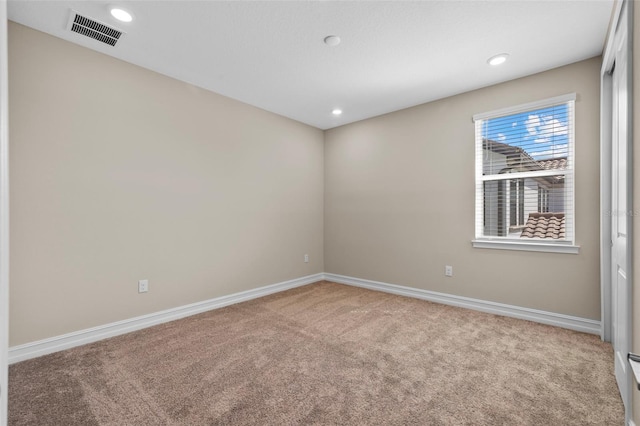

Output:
xmin=471 ymin=239 xmax=580 ymax=254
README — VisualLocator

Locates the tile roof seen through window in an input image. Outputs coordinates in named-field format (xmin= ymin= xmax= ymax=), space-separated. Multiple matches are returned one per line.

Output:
xmin=483 ymin=140 xmax=567 ymax=172
xmin=537 ymin=158 xmax=568 ymax=171
xmin=520 ymin=213 xmax=565 ymax=240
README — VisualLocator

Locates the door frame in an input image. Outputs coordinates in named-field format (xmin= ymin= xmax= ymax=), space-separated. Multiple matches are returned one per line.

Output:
xmin=600 ymin=0 xmax=633 ymax=421
xmin=0 ymin=1 xmax=8 ymax=425
xmin=601 ymin=0 xmax=631 ymax=342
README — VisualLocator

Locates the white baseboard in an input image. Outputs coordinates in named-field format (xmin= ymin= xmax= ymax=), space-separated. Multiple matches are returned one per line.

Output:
xmin=8 ymin=273 xmax=324 ymax=364
xmin=325 ymin=273 xmax=601 ymax=335
xmin=10 ymin=271 xmax=602 ymax=364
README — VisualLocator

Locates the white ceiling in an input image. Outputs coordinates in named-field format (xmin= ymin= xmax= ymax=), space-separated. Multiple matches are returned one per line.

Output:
xmin=8 ymin=1 xmax=614 ymax=130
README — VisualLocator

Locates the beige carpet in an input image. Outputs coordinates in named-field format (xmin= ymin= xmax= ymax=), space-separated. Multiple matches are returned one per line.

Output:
xmin=9 ymin=281 xmax=623 ymax=425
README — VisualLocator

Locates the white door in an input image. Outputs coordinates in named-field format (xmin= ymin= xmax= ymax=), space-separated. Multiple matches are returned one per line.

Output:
xmin=610 ymin=2 xmax=632 ymax=419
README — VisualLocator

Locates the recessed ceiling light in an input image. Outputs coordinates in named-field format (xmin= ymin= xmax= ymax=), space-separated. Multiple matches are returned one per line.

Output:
xmin=487 ymin=53 xmax=509 ymax=66
xmin=110 ymin=7 xmax=133 ymax=22
xmin=332 ymin=109 xmax=342 ymax=116
xmin=324 ymin=35 xmax=341 ymax=47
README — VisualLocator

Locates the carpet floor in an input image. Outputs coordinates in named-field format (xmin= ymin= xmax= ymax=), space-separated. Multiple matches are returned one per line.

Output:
xmin=9 ymin=281 xmax=623 ymax=425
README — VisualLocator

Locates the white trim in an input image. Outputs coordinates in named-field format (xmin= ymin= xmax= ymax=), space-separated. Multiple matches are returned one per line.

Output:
xmin=567 ymin=99 xmax=576 ymax=242
xmin=601 ymin=42 xmax=614 ymax=343
xmin=474 ymin=120 xmax=483 ymax=239
xmin=0 ymin=1 xmax=8 ymax=424
xmin=629 ymin=420 xmax=636 ymax=426
xmin=623 ymin=2 xmax=634 ymax=423
xmin=8 ymin=273 xmax=324 ymax=364
xmin=600 ymin=1 xmax=634 ymax=422
xmin=599 ymin=0 xmax=628 ymax=345
xmin=325 ymin=273 xmax=600 ymax=335
xmin=471 ymin=239 xmax=580 ymax=254
xmin=601 ymin=0 xmax=625 ymax=75
xmin=473 ymin=93 xmax=576 ymax=121
xmin=9 ymin=272 xmax=603 ymax=366
xmin=480 ymin=169 xmax=572 ymax=182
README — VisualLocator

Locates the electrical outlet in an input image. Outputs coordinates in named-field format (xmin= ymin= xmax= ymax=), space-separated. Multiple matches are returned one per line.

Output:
xmin=304 ymin=254 xmax=309 ymax=263
xmin=138 ymin=279 xmax=149 ymax=293
xmin=445 ymin=266 xmax=453 ymax=277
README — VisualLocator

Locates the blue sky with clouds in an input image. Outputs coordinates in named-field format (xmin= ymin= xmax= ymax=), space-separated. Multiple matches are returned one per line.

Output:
xmin=482 ymin=104 xmax=570 ymax=160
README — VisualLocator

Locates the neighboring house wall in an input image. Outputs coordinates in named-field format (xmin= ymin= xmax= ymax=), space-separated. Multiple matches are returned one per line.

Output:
xmin=324 ymin=57 xmax=601 ymax=319
xmin=8 ymin=23 xmax=325 ymax=346
xmin=482 ymin=144 xmax=567 ymax=238
xmin=522 ymin=177 xmax=539 ymax=215
xmin=482 ymin=150 xmax=508 ymax=175
xmin=483 ymin=180 xmax=499 ymax=235
xmin=547 ymin=183 xmax=566 ymax=213
xmin=482 ymin=150 xmax=506 ymax=235
xmin=481 ymin=176 xmax=541 ymax=237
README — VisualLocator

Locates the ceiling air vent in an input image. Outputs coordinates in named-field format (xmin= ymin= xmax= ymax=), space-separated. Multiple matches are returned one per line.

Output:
xmin=66 ymin=10 xmax=125 ymax=47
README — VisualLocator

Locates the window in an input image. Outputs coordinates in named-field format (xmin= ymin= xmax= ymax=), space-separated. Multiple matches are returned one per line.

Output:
xmin=509 ymin=178 xmax=525 ymax=229
xmin=538 ymin=187 xmax=550 ymax=213
xmin=472 ymin=94 xmax=579 ymax=254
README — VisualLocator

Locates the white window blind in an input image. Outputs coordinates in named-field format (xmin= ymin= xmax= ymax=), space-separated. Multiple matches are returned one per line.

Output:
xmin=473 ymin=94 xmax=576 ymax=252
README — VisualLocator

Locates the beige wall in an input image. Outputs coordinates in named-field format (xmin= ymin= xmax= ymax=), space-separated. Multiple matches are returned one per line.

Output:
xmin=8 ymin=23 xmax=324 ymax=346
xmin=8 ymin=20 xmax=604 ymax=348
xmin=325 ymin=57 xmax=602 ymax=319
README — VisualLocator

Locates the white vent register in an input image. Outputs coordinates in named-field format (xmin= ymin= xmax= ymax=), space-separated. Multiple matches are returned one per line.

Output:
xmin=66 ymin=10 xmax=124 ymax=47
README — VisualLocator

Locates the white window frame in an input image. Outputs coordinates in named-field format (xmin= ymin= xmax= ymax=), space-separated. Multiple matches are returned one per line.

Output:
xmin=471 ymin=94 xmax=580 ymax=254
